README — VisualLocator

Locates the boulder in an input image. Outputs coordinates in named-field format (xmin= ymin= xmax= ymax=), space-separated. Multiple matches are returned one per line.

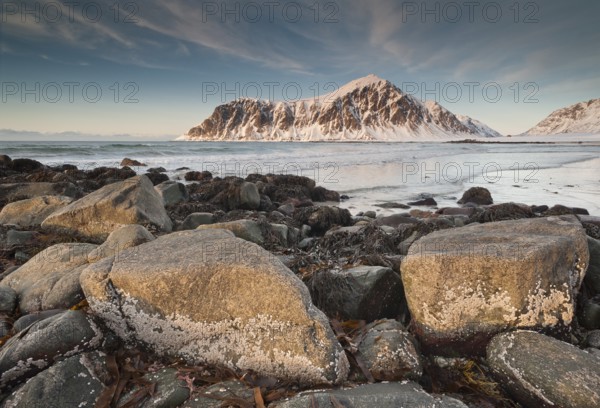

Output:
xmin=0 ymin=310 xmax=103 ymax=391
xmin=5 ymin=230 xmax=37 ymax=247
xmin=117 ymin=368 xmax=190 ymax=408
xmin=0 ymin=196 xmax=74 ymax=227
xmin=196 ymin=219 xmax=264 ymax=245
xmin=155 ymin=180 xmax=189 ymax=206
xmin=144 ymin=171 xmax=169 ymax=186
xmin=1 ymin=243 xmax=98 ymax=313
xmin=0 ymin=154 xmax=12 ymax=168
xmin=182 ymin=380 xmax=253 ymax=407
xmin=294 ymin=206 xmax=353 ymax=235
xmin=308 ymin=266 xmax=405 ymax=322
xmin=273 ymin=382 xmax=467 ymax=408
xmin=10 ymin=158 xmax=44 ymax=173
xmin=180 ymin=212 xmax=214 ymax=230
xmin=12 ymin=309 xmax=65 ymax=332
xmin=408 ymin=197 xmax=438 ymax=206
xmin=0 ymin=286 xmax=17 ymax=314
xmin=457 ymin=187 xmax=493 ymax=205
xmin=488 ymin=331 xmax=600 ymax=408
xmin=585 ymin=237 xmax=600 ymax=294
xmin=120 ymin=157 xmax=146 ymax=167
xmin=477 ymin=202 xmax=534 ymax=223
xmin=401 ymin=216 xmax=589 ymax=355
xmin=1 ymin=351 xmax=112 ymax=407
xmin=0 ymin=182 xmax=79 ymax=204
xmin=87 ymin=224 xmax=155 ymax=263
xmin=184 ymin=170 xmax=212 ymax=182
xmin=358 ymin=319 xmax=422 ymax=381
xmin=42 ymin=175 xmax=172 ymax=240
xmin=80 ymin=229 xmax=348 ymax=385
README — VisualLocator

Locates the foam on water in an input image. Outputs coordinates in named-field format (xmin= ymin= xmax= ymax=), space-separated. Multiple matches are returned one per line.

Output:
xmin=1 ymin=141 xmax=599 ymax=215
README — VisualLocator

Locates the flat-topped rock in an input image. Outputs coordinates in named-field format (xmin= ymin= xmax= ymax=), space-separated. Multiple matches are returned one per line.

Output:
xmin=401 ymin=216 xmax=589 ymax=355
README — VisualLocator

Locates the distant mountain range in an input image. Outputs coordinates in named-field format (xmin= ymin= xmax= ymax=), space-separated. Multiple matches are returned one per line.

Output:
xmin=180 ymin=75 xmax=502 ymax=141
xmin=524 ymin=98 xmax=600 ymax=135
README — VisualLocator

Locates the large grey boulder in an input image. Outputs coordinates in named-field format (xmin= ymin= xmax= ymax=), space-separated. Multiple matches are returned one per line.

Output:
xmin=0 ymin=196 xmax=74 ymax=227
xmin=401 ymin=216 xmax=589 ymax=354
xmin=0 ymin=310 xmax=103 ymax=391
xmin=80 ymin=229 xmax=348 ymax=385
xmin=488 ymin=331 xmax=600 ymax=408
xmin=308 ymin=266 xmax=405 ymax=322
xmin=1 ymin=352 xmax=112 ymax=408
xmin=196 ymin=219 xmax=264 ymax=245
xmin=154 ymin=180 xmax=189 ymax=206
xmin=358 ymin=319 xmax=422 ymax=381
xmin=1 ymin=243 xmax=98 ymax=313
xmin=273 ymin=382 xmax=467 ymax=408
xmin=87 ymin=224 xmax=154 ymax=263
xmin=42 ymin=175 xmax=172 ymax=240
xmin=179 ymin=212 xmax=214 ymax=230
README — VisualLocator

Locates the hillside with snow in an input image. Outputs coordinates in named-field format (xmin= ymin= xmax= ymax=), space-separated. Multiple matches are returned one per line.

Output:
xmin=180 ymin=75 xmax=502 ymax=141
xmin=524 ymin=98 xmax=600 ymax=135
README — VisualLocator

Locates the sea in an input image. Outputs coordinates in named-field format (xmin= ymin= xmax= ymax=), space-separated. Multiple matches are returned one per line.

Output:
xmin=1 ymin=140 xmax=600 ymax=216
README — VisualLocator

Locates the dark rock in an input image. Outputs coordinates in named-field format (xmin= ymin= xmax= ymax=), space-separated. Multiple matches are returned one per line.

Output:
xmin=358 ymin=319 xmax=422 ymax=381
xmin=86 ymin=166 xmax=137 ymax=184
xmin=5 ymin=230 xmax=38 ymax=247
xmin=175 ymin=166 xmax=190 ymax=171
xmin=544 ymin=204 xmax=577 ymax=216
xmin=0 ymin=154 xmax=12 ymax=168
xmin=375 ymin=214 xmax=419 ymax=228
xmin=274 ymin=382 xmax=467 ymax=408
xmin=182 ymin=380 xmax=253 ymax=407
xmin=580 ymin=296 xmax=600 ymax=329
xmin=12 ymin=309 xmax=66 ymax=332
xmin=148 ymin=166 xmax=167 ymax=173
xmin=145 ymin=171 xmax=169 ymax=186
xmin=585 ymin=237 xmax=600 ymax=294
xmin=311 ymin=186 xmax=340 ymax=202
xmin=488 ymin=331 xmax=600 ymax=408
xmin=0 ymin=310 xmax=103 ymax=391
xmin=184 ymin=170 xmax=212 ymax=182
xmin=0 ymin=182 xmax=79 ymax=205
xmin=117 ymin=368 xmax=190 ymax=408
xmin=2 ymin=351 xmax=112 ymax=407
xmin=586 ymin=330 xmax=600 ymax=349
xmin=408 ymin=197 xmax=437 ymax=206
xmin=10 ymin=158 xmax=44 ymax=173
xmin=0 ymin=286 xmax=17 ymax=314
xmin=294 ymin=206 xmax=352 ymax=235
xmin=120 ymin=157 xmax=146 ymax=167
xmin=375 ymin=202 xmax=411 ymax=209
xmin=531 ymin=205 xmax=549 ymax=213
xmin=278 ymin=203 xmax=295 ymax=216
xmin=308 ymin=265 xmax=405 ymax=322
xmin=477 ymin=202 xmax=534 ymax=223
xmin=155 ymin=180 xmax=188 ymax=206
xmin=457 ymin=187 xmax=493 ymax=205
xmin=438 ymin=207 xmax=476 ymax=217
xmin=180 ymin=212 xmax=215 ymax=230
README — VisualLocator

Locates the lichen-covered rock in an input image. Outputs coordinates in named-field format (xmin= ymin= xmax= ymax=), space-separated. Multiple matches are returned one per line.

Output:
xmin=0 ymin=196 xmax=74 ymax=227
xmin=196 ymin=219 xmax=264 ymax=245
xmin=273 ymin=382 xmax=468 ymax=408
xmin=0 ymin=310 xmax=103 ymax=391
xmin=308 ymin=266 xmax=405 ymax=322
xmin=358 ymin=319 xmax=422 ymax=381
xmin=488 ymin=331 xmax=600 ymax=408
xmin=42 ymin=175 xmax=172 ymax=240
xmin=80 ymin=229 xmax=348 ymax=385
xmin=1 ymin=351 xmax=112 ymax=407
xmin=401 ymin=216 xmax=589 ymax=355
xmin=1 ymin=243 xmax=98 ymax=313
xmin=87 ymin=224 xmax=154 ymax=263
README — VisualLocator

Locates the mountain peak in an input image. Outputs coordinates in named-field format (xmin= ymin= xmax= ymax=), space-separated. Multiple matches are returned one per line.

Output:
xmin=525 ymin=98 xmax=600 ymax=135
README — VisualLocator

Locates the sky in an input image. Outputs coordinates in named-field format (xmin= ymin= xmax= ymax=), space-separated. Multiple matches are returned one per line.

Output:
xmin=0 ymin=0 xmax=599 ymax=139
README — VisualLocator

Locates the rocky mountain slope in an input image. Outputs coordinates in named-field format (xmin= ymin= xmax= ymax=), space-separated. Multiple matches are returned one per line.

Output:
xmin=524 ymin=98 xmax=600 ymax=135
xmin=181 ymin=75 xmax=502 ymax=141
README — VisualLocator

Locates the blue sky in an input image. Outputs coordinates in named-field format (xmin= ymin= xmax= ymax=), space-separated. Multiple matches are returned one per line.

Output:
xmin=1 ymin=0 xmax=599 ymax=138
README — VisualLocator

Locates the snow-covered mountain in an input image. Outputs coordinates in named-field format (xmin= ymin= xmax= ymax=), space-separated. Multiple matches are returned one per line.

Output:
xmin=180 ymin=75 xmax=502 ymax=141
xmin=524 ymin=98 xmax=600 ymax=135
